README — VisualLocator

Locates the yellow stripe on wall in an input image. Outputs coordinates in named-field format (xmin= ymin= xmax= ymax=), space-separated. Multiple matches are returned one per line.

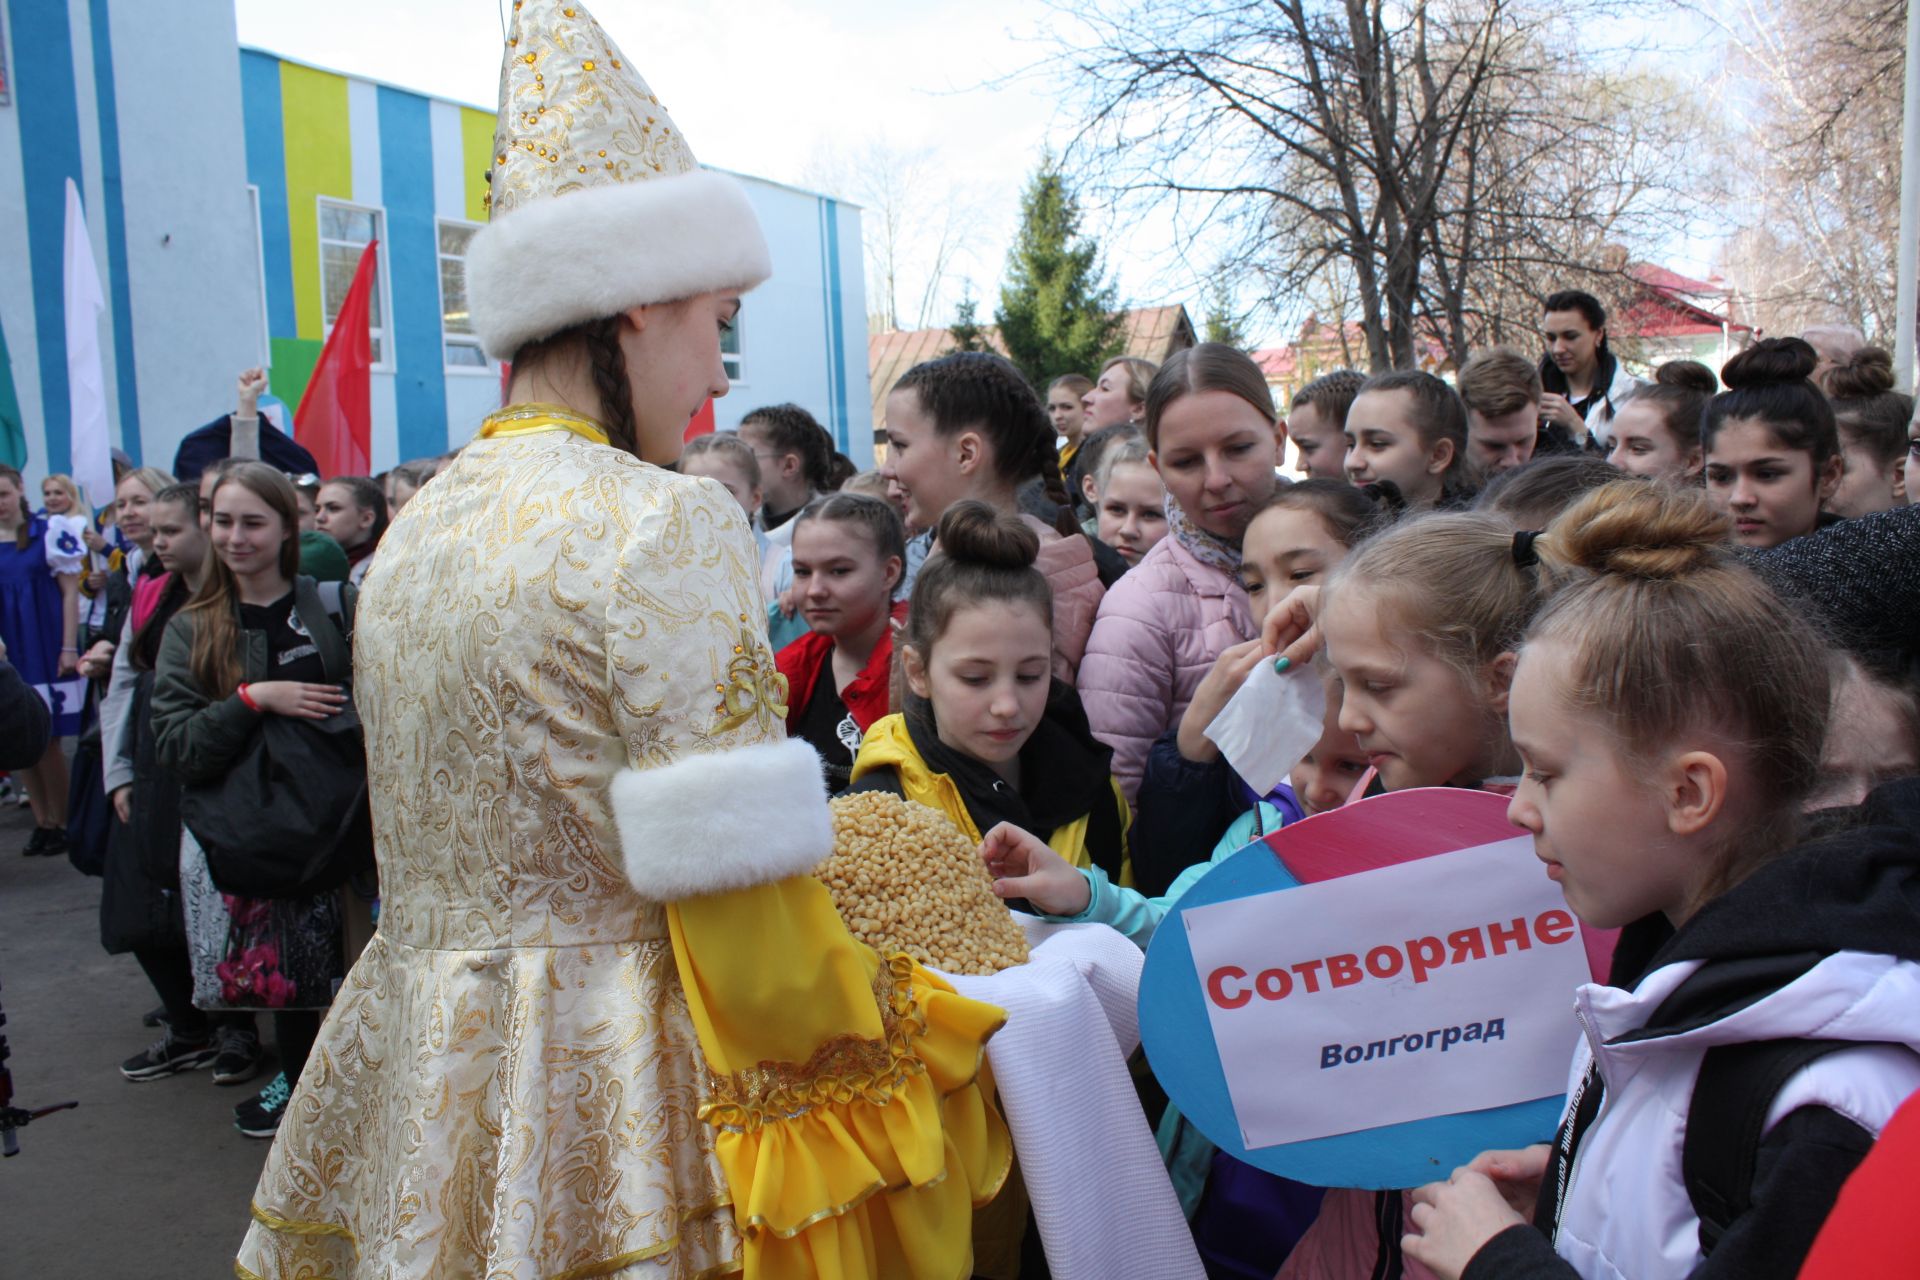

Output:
xmin=280 ymin=62 xmax=353 ymax=341
xmin=462 ymin=106 xmax=496 ymax=224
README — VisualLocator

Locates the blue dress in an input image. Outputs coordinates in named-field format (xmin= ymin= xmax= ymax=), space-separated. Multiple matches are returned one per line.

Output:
xmin=0 ymin=516 xmax=86 ymax=736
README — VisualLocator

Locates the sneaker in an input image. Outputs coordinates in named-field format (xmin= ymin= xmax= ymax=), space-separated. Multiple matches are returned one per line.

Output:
xmin=210 ymin=1025 xmax=264 ymax=1086
xmin=121 ymin=1033 xmax=218 ymax=1081
xmin=235 ymin=1072 xmax=291 ymax=1138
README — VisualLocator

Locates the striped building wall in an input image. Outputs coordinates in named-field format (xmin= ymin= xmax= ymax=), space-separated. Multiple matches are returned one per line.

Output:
xmin=239 ymin=49 xmax=503 ymax=469
xmin=0 ymin=4 xmax=870 ymax=490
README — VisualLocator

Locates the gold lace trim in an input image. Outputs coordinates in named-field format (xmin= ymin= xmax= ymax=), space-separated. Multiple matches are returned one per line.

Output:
xmin=698 ymin=953 xmax=928 ymax=1131
xmin=242 ymin=1193 xmax=737 ymax=1280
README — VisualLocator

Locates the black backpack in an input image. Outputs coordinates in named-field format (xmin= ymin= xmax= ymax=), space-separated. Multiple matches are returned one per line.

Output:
xmin=180 ymin=578 xmax=374 ymax=899
xmin=1682 ymin=1037 xmax=1872 ymax=1255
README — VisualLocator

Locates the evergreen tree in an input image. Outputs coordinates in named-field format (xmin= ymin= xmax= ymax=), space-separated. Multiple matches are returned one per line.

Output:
xmin=993 ymin=157 xmax=1126 ymax=386
xmin=1203 ymin=276 xmax=1248 ymax=349
xmin=946 ymin=293 xmax=994 ymax=354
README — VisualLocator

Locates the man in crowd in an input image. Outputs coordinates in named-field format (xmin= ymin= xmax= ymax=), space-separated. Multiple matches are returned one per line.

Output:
xmin=1538 ymin=289 xmax=1642 ymax=451
xmin=1457 ymin=348 xmax=1545 ymax=474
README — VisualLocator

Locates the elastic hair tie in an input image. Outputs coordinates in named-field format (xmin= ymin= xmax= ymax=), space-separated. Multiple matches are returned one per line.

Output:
xmin=1511 ymin=529 xmax=1542 ymax=569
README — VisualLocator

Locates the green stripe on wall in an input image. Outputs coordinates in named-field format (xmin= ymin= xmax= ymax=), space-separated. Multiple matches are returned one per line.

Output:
xmin=270 ymin=337 xmax=326 ymax=417
xmin=462 ymin=107 xmax=496 ymax=223
xmin=280 ymin=62 xmax=353 ymax=341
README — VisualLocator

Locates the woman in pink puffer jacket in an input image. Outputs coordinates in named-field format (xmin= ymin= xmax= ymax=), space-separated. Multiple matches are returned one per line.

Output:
xmin=1080 ymin=344 xmax=1285 ymax=804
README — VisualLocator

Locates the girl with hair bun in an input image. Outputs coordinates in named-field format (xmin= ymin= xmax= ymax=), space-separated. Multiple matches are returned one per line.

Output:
xmin=1703 ymin=337 xmax=1843 ymax=546
xmin=1606 ymin=360 xmax=1715 ymax=485
xmin=880 ymin=351 xmax=1115 ymax=683
xmin=1823 ymin=346 xmax=1912 ymax=517
xmin=849 ymin=500 xmax=1130 ymax=887
xmin=775 ymin=492 xmax=907 ymax=790
xmin=1403 ymin=479 xmax=1920 ymax=1280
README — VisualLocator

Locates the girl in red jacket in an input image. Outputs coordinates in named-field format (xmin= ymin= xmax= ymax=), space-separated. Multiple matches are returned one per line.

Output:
xmin=776 ymin=492 xmax=906 ymax=789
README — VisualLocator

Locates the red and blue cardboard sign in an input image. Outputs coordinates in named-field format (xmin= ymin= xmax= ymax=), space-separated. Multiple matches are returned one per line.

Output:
xmin=1139 ymin=787 xmax=1616 ymax=1190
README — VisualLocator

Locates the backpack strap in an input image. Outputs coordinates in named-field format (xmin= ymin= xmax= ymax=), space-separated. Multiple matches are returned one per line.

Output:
xmin=1683 ymin=1038 xmax=1855 ymax=1254
xmin=292 ymin=576 xmax=351 ymax=686
xmin=317 ymin=578 xmax=356 ymax=648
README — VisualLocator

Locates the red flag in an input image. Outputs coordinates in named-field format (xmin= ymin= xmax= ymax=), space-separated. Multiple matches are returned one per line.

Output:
xmin=296 ymin=240 xmax=377 ymax=477
xmin=683 ymin=397 xmax=716 ymax=443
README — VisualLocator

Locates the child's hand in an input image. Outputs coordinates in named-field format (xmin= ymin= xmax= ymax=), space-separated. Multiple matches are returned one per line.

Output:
xmin=1464 ymin=1144 xmax=1549 ymax=1220
xmin=1176 ymin=639 xmax=1268 ymax=763
xmin=980 ymin=822 xmax=1091 ymax=916
xmin=1260 ymin=584 xmax=1323 ymax=669
xmin=1402 ymin=1168 xmax=1527 ymax=1280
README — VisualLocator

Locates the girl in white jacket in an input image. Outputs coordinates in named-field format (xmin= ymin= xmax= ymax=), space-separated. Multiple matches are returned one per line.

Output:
xmin=1403 ymin=480 xmax=1920 ymax=1280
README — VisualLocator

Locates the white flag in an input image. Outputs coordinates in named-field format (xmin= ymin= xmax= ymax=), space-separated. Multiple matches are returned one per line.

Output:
xmin=64 ymin=178 xmax=114 ymax=513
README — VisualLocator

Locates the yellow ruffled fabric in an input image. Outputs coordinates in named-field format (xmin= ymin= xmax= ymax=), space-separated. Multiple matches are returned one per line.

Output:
xmin=668 ymin=875 xmax=1012 ymax=1280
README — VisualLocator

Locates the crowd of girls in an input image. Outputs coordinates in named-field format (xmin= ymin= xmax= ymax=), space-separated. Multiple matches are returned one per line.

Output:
xmin=5 ymin=305 xmax=1917 ymax=1274
xmin=741 ymin=327 xmax=1918 ymax=1279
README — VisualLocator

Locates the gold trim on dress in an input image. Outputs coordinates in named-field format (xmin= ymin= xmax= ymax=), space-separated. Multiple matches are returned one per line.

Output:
xmin=248 ymin=1202 xmax=359 ymax=1253
xmin=477 ymin=402 xmax=613 ymax=445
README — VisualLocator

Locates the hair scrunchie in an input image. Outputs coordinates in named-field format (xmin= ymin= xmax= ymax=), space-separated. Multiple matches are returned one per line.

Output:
xmin=1511 ymin=529 xmax=1542 ymax=569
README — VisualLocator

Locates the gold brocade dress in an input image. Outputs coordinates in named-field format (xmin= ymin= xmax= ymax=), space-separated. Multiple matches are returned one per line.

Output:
xmin=236 ymin=408 xmax=1009 ymax=1280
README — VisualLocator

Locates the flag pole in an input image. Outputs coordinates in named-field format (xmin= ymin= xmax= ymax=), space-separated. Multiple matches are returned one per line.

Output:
xmin=1895 ymin=0 xmax=1920 ymax=391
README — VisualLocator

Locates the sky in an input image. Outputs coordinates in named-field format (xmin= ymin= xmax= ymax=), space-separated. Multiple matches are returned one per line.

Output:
xmin=233 ymin=0 xmax=1729 ymax=352
xmin=233 ymin=0 xmax=1162 ymax=338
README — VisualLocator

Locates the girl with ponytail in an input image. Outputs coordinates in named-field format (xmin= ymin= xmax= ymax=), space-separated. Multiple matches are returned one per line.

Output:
xmin=1404 ymin=480 xmax=1920 ymax=1280
xmin=880 ymin=351 xmax=1117 ymax=683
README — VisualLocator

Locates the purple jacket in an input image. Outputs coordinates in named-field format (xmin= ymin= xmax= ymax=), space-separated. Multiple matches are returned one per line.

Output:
xmin=1077 ymin=533 xmax=1254 ymax=805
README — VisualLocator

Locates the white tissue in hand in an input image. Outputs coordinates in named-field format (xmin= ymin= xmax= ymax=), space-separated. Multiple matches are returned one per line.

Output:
xmin=1202 ymin=661 xmax=1327 ymax=796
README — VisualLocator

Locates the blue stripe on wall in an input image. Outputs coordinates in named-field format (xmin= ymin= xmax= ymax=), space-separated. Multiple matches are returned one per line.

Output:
xmin=377 ymin=85 xmax=448 ymax=460
xmin=87 ymin=0 xmax=139 ymax=465
xmin=240 ymin=50 xmax=296 ymax=339
xmin=11 ymin=0 xmax=88 ymax=474
xmin=818 ymin=197 xmax=849 ymax=450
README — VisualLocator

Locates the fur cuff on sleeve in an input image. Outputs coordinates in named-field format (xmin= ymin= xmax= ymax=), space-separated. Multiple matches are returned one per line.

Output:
xmin=610 ymin=738 xmax=833 ymax=900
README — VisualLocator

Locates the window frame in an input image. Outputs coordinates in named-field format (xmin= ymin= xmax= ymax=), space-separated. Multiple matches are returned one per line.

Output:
xmin=722 ymin=306 xmax=745 ymax=386
xmin=315 ymin=196 xmax=394 ymax=373
xmin=247 ymin=184 xmax=272 ymax=367
xmin=435 ymin=217 xmax=490 ymax=375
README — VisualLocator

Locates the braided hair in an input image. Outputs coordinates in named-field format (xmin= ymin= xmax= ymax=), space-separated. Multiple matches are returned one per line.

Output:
xmin=740 ymin=404 xmax=836 ymax=493
xmin=892 ymin=352 xmax=1079 ymax=537
xmin=505 ymin=316 xmax=641 ymax=456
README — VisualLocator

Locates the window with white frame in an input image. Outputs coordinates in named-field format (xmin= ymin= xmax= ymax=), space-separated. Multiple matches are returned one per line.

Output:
xmin=318 ymin=199 xmax=389 ymax=367
xmin=437 ymin=220 xmax=487 ymax=369
xmin=723 ymin=308 xmax=743 ymax=383
xmin=248 ymin=185 xmax=272 ymax=366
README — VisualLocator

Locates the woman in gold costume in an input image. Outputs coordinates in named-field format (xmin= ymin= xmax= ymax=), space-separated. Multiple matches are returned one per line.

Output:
xmin=234 ymin=4 xmax=1008 ymax=1277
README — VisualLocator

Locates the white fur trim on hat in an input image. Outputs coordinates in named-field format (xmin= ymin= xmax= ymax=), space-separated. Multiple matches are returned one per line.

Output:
xmin=609 ymin=737 xmax=833 ymax=900
xmin=467 ymin=168 xmax=772 ymax=360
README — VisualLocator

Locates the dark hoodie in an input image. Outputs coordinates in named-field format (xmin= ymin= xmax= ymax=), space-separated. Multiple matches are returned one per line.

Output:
xmin=848 ymin=679 xmax=1128 ymax=883
xmin=1465 ymin=778 xmax=1920 ymax=1280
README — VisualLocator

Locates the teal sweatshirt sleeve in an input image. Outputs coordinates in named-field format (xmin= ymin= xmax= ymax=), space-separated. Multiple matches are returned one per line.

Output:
xmin=1042 ymin=801 xmax=1284 ymax=951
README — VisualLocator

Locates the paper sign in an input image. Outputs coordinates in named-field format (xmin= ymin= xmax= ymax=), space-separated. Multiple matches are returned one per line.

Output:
xmin=1203 ymin=659 xmax=1326 ymax=796
xmin=1183 ymin=835 xmax=1587 ymax=1150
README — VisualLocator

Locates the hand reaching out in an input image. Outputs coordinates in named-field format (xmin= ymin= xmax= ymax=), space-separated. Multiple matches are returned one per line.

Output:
xmin=980 ymin=822 xmax=1091 ymax=916
xmin=1402 ymin=1167 xmax=1529 ymax=1280
xmin=1175 ymin=638 xmax=1268 ymax=763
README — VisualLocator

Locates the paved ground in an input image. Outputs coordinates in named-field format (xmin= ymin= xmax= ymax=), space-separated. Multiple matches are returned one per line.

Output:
xmin=1 ymin=789 xmax=268 ymax=1277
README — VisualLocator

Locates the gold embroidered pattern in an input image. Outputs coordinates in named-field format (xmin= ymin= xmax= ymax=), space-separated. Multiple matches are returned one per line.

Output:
xmin=234 ymin=426 xmax=769 ymax=1279
xmin=699 ymin=954 xmax=928 ymax=1132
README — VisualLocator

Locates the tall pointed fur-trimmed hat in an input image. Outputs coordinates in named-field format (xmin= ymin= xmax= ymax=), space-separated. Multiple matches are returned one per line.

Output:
xmin=465 ymin=0 xmax=771 ymax=360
